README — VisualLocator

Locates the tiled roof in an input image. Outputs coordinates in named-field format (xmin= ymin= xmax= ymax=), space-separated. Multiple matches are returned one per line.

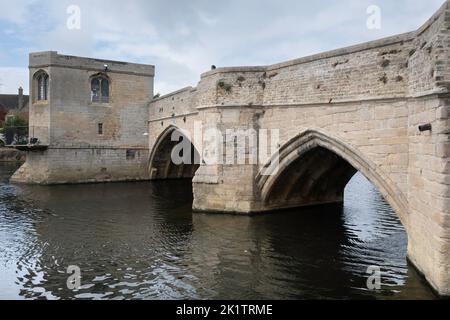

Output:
xmin=0 ymin=94 xmax=29 ymax=110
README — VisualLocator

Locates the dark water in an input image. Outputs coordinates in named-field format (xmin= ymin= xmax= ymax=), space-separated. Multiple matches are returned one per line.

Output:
xmin=0 ymin=162 xmax=435 ymax=300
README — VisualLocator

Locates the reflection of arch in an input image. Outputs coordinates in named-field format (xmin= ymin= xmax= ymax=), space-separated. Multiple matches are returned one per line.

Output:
xmin=256 ymin=129 xmax=408 ymax=226
xmin=148 ymin=126 xmax=200 ymax=180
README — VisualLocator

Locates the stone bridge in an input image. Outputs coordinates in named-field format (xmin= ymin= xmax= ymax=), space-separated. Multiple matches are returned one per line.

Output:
xmin=147 ymin=3 xmax=450 ymax=296
xmin=10 ymin=2 xmax=450 ymax=296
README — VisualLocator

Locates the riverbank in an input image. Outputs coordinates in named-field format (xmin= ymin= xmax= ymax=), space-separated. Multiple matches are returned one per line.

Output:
xmin=0 ymin=148 xmax=25 ymax=162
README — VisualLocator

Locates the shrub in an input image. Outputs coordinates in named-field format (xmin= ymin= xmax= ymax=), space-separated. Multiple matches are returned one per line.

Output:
xmin=4 ymin=115 xmax=28 ymax=128
xmin=217 ymin=81 xmax=232 ymax=93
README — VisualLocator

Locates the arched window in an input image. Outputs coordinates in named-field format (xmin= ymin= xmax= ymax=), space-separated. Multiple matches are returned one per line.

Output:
xmin=91 ymin=75 xmax=109 ymax=103
xmin=34 ymin=71 xmax=49 ymax=101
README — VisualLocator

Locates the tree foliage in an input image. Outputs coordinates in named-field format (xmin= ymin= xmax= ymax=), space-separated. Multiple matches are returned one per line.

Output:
xmin=4 ymin=115 xmax=28 ymax=128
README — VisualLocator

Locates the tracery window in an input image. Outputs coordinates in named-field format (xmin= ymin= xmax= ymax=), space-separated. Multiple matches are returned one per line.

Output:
xmin=34 ymin=71 xmax=49 ymax=101
xmin=91 ymin=75 xmax=109 ymax=103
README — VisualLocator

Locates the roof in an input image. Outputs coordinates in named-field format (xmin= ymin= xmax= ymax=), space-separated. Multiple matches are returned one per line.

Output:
xmin=0 ymin=94 xmax=29 ymax=111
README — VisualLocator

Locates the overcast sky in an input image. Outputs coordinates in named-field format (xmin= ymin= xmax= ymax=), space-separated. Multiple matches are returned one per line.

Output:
xmin=0 ymin=0 xmax=446 ymax=95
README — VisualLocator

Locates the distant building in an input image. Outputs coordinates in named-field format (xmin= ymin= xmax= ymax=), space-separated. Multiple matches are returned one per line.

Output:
xmin=0 ymin=87 xmax=30 ymax=123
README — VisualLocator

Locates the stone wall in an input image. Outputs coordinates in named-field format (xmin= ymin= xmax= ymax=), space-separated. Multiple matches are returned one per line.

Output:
xmin=9 ymin=1 xmax=450 ymax=296
xmin=406 ymin=96 xmax=450 ymax=295
xmin=147 ymin=1 xmax=450 ymax=295
xmin=147 ymin=2 xmax=450 ymax=210
xmin=149 ymin=87 xmax=198 ymax=120
xmin=13 ymin=147 xmax=148 ymax=184
xmin=12 ymin=51 xmax=154 ymax=184
xmin=0 ymin=148 xmax=25 ymax=162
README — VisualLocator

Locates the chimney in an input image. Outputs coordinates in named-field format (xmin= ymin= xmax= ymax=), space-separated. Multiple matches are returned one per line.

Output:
xmin=18 ymin=87 xmax=23 ymax=110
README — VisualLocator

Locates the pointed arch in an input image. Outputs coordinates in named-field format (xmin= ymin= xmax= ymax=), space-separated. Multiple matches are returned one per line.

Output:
xmin=148 ymin=125 xmax=200 ymax=180
xmin=256 ymin=129 xmax=408 ymax=226
xmin=148 ymin=125 xmax=178 ymax=170
xmin=33 ymin=70 xmax=49 ymax=102
xmin=90 ymin=72 xmax=110 ymax=103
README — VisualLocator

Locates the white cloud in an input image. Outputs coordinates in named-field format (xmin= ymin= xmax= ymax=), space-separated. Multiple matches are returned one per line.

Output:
xmin=0 ymin=0 xmax=447 ymax=95
xmin=0 ymin=68 xmax=29 ymax=94
xmin=0 ymin=0 xmax=36 ymax=25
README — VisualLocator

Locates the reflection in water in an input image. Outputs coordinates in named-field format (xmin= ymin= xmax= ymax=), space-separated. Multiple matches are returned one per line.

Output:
xmin=0 ymin=163 xmax=435 ymax=300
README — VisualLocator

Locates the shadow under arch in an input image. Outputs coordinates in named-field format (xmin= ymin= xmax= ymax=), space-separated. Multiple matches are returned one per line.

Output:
xmin=148 ymin=125 xmax=200 ymax=180
xmin=256 ymin=129 xmax=408 ymax=227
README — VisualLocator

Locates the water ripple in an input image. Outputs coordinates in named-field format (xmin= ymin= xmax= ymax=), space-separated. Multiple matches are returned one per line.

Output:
xmin=0 ymin=163 xmax=436 ymax=300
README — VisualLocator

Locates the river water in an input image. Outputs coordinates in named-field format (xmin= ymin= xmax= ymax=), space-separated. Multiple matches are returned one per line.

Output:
xmin=0 ymin=162 xmax=436 ymax=300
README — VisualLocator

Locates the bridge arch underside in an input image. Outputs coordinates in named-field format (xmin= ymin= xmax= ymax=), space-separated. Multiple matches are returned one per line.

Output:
xmin=257 ymin=130 xmax=408 ymax=226
xmin=149 ymin=128 xmax=200 ymax=180
xmin=264 ymin=147 xmax=357 ymax=210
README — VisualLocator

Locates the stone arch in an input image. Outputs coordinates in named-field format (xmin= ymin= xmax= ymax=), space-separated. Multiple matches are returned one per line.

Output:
xmin=256 ymin=129 xmax=408 ymax=226
xmin=89 ymin=72 xmax=110 ymax=103
xmin=148 ymin=125 xmax=200 ymax=180
xmin=33 ymin=69 xmax=49 ymax=102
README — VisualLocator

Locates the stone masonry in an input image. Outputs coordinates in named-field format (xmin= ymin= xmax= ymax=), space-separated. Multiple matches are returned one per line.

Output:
xmin=147 ymin=2 xmax=450 ymax=296
xmin=10 ymin=2 xmax=450 ymax=296
xmin=11 ymin=51 xmax=154 ymax=184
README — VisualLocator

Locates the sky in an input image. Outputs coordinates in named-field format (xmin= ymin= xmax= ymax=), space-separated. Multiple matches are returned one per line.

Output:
xmin=0 ymin=0 xmax=446 ymax=95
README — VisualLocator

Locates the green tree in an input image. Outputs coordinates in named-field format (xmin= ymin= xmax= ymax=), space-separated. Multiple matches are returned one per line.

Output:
xmin=4 ymin=115 xmax=28 ymax=128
